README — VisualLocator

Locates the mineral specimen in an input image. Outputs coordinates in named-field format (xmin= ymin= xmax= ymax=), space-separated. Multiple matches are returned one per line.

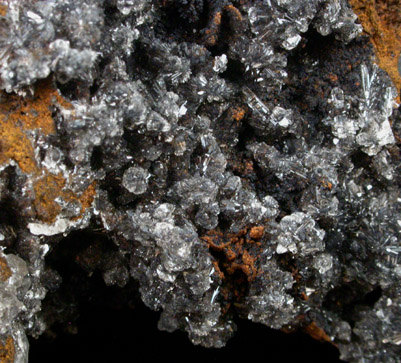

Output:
xmin=0 ymin=0 xmax=400 ymax=362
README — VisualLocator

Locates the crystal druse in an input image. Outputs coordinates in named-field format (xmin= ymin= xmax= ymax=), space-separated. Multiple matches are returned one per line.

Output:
xmin=0 ymin=0 xmax=400 ymax=362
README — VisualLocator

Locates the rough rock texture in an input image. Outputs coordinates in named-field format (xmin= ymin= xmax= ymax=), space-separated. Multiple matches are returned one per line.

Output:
xmin=0 ymin=1 xmax=400 ymax=362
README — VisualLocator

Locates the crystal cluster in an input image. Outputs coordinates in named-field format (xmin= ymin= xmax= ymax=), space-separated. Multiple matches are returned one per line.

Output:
xmin=0 ymin=1 xmax=400 ymax=362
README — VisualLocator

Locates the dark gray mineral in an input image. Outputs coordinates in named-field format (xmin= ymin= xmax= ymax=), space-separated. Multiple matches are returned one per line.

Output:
xmin=0 ymin=1 xmax=400 ymax=362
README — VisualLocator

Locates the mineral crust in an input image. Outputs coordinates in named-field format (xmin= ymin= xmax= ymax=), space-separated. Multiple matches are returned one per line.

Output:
xmin=0 ymin=1 xmax=400 ymax=362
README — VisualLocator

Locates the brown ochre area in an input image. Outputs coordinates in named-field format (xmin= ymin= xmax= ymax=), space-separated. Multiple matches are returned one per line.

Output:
xmin=0 ymin=255 xmax=11 ymax=282
xmin=281 ymin=316 xmax=333 ymax=345
xmin=303 ymin=321 xmax=332 ymax=343
xmin=230 ymin=106 xmax=246 ymax=122
xmin=202 ymin=225 xmax=265 ymax=282
xmin=0 ymin=78 xmax=96 ymax=224
xmin=202 ymin=225 xmax=334 ymax=344
xmin=202 ymin=3 xmax=244 ymax=47
xmin=0 ymin=3 xmax=6 ymax=17
xmin=350 ymin=0 xmax=401 ymax=101
xmin=201 ymin=225 xmax=265 ymax=313
xmin=0 ymin=336 xmax=15 ymax=363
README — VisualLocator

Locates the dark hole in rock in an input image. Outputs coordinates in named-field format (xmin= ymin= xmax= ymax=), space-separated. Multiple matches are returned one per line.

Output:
xmin=220 ymin=58 xmax=245 ymax=83
xmin=90 ymin=146 xmax=104 ymax=171
xmin=323 ymin=283 xmax=382 ymax=326
xmin=29 ymin=228 xmax=342 ymax=362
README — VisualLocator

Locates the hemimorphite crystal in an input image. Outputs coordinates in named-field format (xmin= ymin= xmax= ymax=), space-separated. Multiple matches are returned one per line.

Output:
xmin=122 ymin=166 xmax=149 ymax=195
xmin=0 ymin=1 xmax=399 ymax=362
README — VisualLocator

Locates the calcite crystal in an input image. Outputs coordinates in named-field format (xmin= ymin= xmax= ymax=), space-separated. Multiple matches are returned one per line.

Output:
xmin=0 ymin=1 xmax=400 ymax=362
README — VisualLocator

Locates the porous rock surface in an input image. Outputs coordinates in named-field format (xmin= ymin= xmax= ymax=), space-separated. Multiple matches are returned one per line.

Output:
xmin=0 ymin=1 xmax=400 ymax=362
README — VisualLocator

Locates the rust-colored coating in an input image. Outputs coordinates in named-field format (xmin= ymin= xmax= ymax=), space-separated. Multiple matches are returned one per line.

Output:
xmin=0 ymin=336 xmax=15 ymax=363
xmin=249 ymin=226 xmax=264 ymax=240
xmin=0 ymin=78 xmax=96 ymax=224
xmin=304 ymin=322 xmax=332 ymax=343
xmin=202 ymin=224 xmax=266 ymax=283
xmin=0 ymin=255 xmax=11 ymax=282
xmin=0 ymin=79 xmax=68 ymax=173
xmin=350 ymin=0 xmax=401 ymax=101
xmin=224 ymin=4 xmax=243 ymax=22
xmin=230 ymin=106 xmax=246 ymax=122
xmin=0 ymin=3 xmax=7 ymax=17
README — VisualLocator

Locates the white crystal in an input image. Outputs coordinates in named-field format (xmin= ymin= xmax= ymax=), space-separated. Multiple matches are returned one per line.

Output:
xmin=122 ymin=166 xmax=149 ymax=195
xmin=213 ymin=54 xmax=228 ymax=73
